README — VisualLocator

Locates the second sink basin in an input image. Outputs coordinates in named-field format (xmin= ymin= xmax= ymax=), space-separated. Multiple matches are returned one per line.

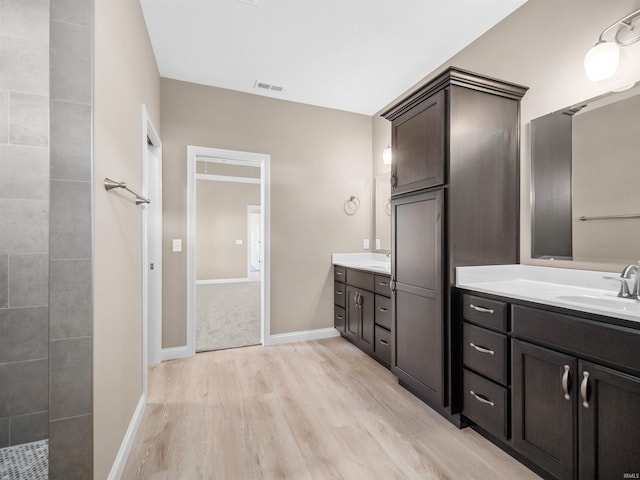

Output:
xmin=556 ymin=294 xmax=638 ymax=312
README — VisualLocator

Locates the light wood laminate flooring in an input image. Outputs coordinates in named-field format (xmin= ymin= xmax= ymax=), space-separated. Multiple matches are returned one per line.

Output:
xmin=123 ymin=337 xmax=539 ymax=479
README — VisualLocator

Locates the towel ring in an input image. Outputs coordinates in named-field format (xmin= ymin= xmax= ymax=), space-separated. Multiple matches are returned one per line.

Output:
xmin=344 ymin=195 xmax=360 ymax=216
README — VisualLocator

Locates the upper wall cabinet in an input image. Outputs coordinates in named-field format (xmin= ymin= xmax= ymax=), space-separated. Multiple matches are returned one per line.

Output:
xmin=390 ymin=89 xmax=446 ymax=195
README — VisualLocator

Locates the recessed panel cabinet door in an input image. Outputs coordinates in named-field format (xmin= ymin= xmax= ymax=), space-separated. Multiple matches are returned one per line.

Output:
xmin=391 ymin=190 xmax=443 ymax=405
xmin=345 ymin=286 xmax=359 ymax=341
xmin=358 ymin=289 xmax=375 ymax=356
xmin=512 ymin=340 xmax=576 ymax=480
xmin=578 ymin=361 xmax=640 ymax=480
xmin=391 ymin=89 xmax=446 ymax=196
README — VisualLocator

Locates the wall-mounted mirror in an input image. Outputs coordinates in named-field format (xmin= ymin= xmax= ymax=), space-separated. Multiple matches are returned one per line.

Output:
xmin=531 ymin=83 xmax=640 ymax=264
xmin=374 ymin=173 xmax=391 ymax=251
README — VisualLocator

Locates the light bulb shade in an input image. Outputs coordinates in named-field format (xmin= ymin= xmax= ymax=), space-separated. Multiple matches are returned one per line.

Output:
xmin=584 ymin=42 xmax=620 ymax=81
xmin=382 ymin=145 xmax=392 ymax=165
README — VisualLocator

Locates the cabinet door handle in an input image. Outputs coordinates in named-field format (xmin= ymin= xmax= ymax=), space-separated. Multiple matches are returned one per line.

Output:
xmin=390 ymin=278 xmax=396 ymax=293
xmin=562 ymin=365 xmax=571 ymax=400
xmin=469 ymin=343 xmax=494 ymax=355
xmin=469 ymin=390 xmax=495 ymax=407
xmin=390 ymin=173 xmax=397 ymax=187
xmin=581 ymin=371 xmax=590 ymax=408
xmin=378 ymin=339 xmax=389 ymax=346
xmin=469 ymin=304 xmax=494 ymax=314
xmin=354 ymin=292 xmax=359 ymax=307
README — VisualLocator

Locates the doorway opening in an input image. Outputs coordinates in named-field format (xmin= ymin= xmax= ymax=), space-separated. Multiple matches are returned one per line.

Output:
xmin=187 ymin=146 xmax=270 ymax=354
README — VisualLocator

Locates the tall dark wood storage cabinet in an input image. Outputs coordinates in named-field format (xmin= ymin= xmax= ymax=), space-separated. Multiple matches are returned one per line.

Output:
xmin=382 ymin=68 xmax=527 ymax=421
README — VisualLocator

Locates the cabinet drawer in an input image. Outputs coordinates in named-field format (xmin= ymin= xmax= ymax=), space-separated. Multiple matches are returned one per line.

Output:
xmin=346 ymin=269 xmax=375 ymax=291
xmin=463 ymin=323 xmax=508 ymax=385
xmin=334 ymin=266 xmax=346 ymax=282
xmin=462 ymin=294 xmax=508 ymax=332
xmin=374 ymin=275 xmax=391 ymax=296
xmin=375 ymin=295 xmax=391 ymax=330
xmin=374 ymin=325 xmax=391 ymax=367
xmin=463 ymin=369 xmax=509 ymax=441
xmin=334 ymin=305 xmax=345 ymax=333
xmin=334 ymin=282 xmax=346 ymax=308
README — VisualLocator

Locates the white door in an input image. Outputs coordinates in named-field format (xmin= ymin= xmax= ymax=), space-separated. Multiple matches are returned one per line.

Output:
xmin=147 ymin=148 xmax=162 ymax=365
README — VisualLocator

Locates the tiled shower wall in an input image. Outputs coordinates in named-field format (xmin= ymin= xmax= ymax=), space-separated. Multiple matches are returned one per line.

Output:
xmin=1 ymin=0 xmax=94 ymax=477
xmin=48 ymin=0 xmax=94 ymax=477
xmin=0 ymin=0 xmax=51 ymax=449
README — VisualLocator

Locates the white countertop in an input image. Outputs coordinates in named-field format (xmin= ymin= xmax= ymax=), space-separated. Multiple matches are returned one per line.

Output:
xmin=456 ymin=264 xmax=640 ymax=324
xmin=332 ymin=252 xmax=391 ymax=275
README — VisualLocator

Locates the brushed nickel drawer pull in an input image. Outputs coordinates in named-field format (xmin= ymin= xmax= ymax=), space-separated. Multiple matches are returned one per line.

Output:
xmin=336 ymin=315 xmax=343 ymax=320
xmin=470 ymin=390 xmax=495 ymax=407
xmin=581 ymin=371 xmax=590 ymax=408
xmin=377 ymin=281 xmax=388 ymax=286
xmin=336 ymin=271 xmax=344 ymax=276
xmin=470 ymin=304 xmax=494 ymax=314
xmin=378 ymin=307 xmax=388 ymax=313
xmin=562 ymin=365 xmax=571 ymax=400
xmin=469 ymin=343 xmax=495 ymax=355
xmin=336 ymin=291 xmax=343 ymax=295
xmin=378 ymin=339 xmax=389 ymax=346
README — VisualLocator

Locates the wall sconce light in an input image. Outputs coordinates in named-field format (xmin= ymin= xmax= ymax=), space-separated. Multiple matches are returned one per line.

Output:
xmin=584 ymin=9 xmax=640 ymax=82
xmin=382 ymin=144 xmax=392 ymax=165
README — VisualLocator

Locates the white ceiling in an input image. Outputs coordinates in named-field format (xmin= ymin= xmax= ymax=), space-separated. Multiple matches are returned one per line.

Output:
xmin=140 ymin=0 xmax=527 ymax=115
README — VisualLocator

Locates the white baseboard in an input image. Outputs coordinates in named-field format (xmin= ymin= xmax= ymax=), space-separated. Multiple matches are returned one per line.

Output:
xmin=196 ymin=277 xmax=252 ymax=285
xmin=161 ymin=345 xmax=192 ymax=361
xmin=264 ymin=327 xmax=340 ymax=346
xmin=107 ymin=393 xmax=147 ymax=480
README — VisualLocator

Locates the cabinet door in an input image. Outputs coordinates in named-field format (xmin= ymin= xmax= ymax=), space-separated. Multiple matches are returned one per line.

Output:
xmin=512 ymin=340 xmax=576 ymax=480
xmin=345 ymin=286 xmax=359 ymax=341
xmin=391 ymin=190 xmax=443 ymax=405
xmin=578 ymin=361 xmax=640 ymax=479
xmin=358 ymin=289 xmax=375 ymax=355
xmin=391 ymin=89 xmax=446 ymax=196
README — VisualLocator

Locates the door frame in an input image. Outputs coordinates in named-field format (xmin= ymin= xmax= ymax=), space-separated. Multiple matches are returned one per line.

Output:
xmin=141 ymin=105 xmax=162 ymax=394
xmin=186 ymin=145 xmax=271 ymax=356
xmin=247 ymin=204 xmax=261 ymax=279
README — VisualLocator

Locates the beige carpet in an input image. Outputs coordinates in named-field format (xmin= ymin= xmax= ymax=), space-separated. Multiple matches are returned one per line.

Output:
xmin=196 ymin=282 xmax=261 ymax=352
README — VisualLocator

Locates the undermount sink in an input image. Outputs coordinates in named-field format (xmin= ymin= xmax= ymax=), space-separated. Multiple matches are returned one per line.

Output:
xmin=556 ymin=294 xmax=638 ymax=312
xmin=362 ymin=263 xmax=390 ymax=271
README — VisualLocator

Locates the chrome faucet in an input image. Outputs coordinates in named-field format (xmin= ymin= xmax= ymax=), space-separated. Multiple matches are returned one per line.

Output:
xmin=620 ymin=264 xmax=640 ymax=300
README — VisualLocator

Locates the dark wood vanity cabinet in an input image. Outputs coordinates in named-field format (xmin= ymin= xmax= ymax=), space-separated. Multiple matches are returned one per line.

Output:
xmin=383 ymin=68 xmax=527 ymax=418
xmin=459 ymin=289 xmax=640 ymax=480
xmin=334 ymin=266 xmax=391 ymax=367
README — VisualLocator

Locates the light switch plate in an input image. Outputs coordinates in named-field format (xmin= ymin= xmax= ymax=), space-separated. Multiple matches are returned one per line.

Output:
xmin=235 ymin=239 xmax=244 ymax=245
xmin=172 ymin=239 xmax=182 ymax=252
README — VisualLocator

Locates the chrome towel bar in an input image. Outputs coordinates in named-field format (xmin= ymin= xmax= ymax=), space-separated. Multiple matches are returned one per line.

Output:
xmin=578 ymin=214 xmax=640 ymax=221
xmin=104 ymin=177 xmax=150 ymax=205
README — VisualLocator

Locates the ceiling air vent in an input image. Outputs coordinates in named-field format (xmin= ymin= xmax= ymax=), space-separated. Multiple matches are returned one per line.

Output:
xmin=234 ymin=0 xmax=259 ymax=6
xmin=254 ymin=81 xmax=284 ymax=93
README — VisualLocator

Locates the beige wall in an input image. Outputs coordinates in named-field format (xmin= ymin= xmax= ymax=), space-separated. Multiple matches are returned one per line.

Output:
xmin=373 ymin=0 xmax=640 ymax=273
xmin=94 ymin=0 xmax=160 ymax=477
xmin=162 ymin=78 xmax=372 ymax=346
xmin=196 ymin=180 xmax=260 ymax=279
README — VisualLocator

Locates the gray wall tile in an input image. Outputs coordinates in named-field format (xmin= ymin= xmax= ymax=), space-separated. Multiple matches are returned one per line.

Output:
xmin=0 ymin=255 xmax=6 ymax=308
xmin=50 ymin=101 xmax=91 ymax=181
xmin=0 ymin=359 xmax=48 ymax=417
xmin=8 ymin=92 xmax=48 ymax=147
xmin=10 ymin=411 xmax=48 ymax=445
xmin=0 ymin=0 xmax=49 ymax=42
xmin=8 ymin=254 xmax=48 ymax=307
xmin=50 ymin=20 xmax=91 ymax=104
xmin=51 ymin=0 xmax=93 ymax=28
xmin=50 ymin=337 xmax=91 ymax=420
xmin=0 ymin=90 xmax=7 ymax=144
xmin=50 ymin=260 xmax=91 ymax=339
xmin=49 ymin=414 xmax=92 ymax=480
xmin=0 ymin=36 xmax=48 ymax=95
xmin=0 ymin=307 xmax=48 ymax=362
xmin=0 ymin=145 xmax=49 ymax=200
xmin=0 ymin=199 xmax=48 ymax=254
xmin=50 ymin=180 xmax=91 ymax=260
xmin=0 ymin=417 xmax=8 ymax=447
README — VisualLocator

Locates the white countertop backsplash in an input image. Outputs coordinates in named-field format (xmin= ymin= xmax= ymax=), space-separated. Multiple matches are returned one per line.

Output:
xmin=456 ymin=264 xmax=640 ymax=323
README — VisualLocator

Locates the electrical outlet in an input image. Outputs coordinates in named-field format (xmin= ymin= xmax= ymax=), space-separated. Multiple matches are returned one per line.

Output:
xmin=363 ymin=239 xmax=370 ymax=250
xmin=376 ymin=239 xmax=381 ymax=250
xmin=235 ymin=239 xmax=244 ymax=245
xmin=172 ymin=239 xmax=182 ymax=252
